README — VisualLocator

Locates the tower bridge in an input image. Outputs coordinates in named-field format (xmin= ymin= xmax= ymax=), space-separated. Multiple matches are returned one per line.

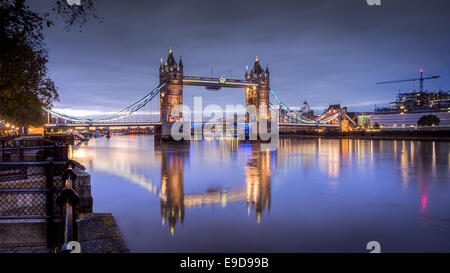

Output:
xmin=158 ymin=49 xmax=270 ymax=124
xmin=44 ymin=48 xmax=351 ymax=133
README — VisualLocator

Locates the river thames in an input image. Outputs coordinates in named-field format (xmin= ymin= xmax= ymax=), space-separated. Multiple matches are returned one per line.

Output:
xmin=71 ymin=135 xmax=450 ymax=252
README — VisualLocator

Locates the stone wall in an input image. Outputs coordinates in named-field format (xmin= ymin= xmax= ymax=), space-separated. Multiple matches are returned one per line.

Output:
xmin=73 ymin=165 xmax=93 ymax=214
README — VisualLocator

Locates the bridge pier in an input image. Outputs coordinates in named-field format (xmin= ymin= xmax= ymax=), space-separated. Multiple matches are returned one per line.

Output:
xmin=154 ymin=123 xmax=191 ymax=142
xmin=159 ymin=123 xmax=175 ymax=141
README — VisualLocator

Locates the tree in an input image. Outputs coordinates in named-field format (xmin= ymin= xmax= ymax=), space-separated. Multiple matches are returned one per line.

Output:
xmin=54 ymin=0 xmax=100 ymax=29
xmin=373 ymin=122 xmax=380 ymax=129
xmin=0 ymin=0 xmax=59 ymax=131
xmin=417 ymin=115 xmax=440 ymax=127
xmin=0 ymin=0 xmax=98 ymax=132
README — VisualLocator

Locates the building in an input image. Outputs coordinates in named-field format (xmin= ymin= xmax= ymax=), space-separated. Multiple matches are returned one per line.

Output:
xmin=375 ymin=90 xmax=450 ymax=114
xmin=325 ymin=104 xmax=347 ymax=115
xmin=320 ymin=104 xmax=356 ymax=130
xmin=299 ymin=99 xmax=314 ymax=119
xmin=371 ymin=90 xmax=450 ymax=127
xmin=370 ymin=112 xmax=450 ymax=127
xmin=0 ymin=121 xmax=19 ymax=136
xmin=277 ymin=99 xmax=314 ymax=123
xmin=356 ymin=113 xmax=371 ymax=127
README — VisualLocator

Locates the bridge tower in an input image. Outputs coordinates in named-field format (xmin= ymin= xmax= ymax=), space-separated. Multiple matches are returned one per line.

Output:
xmin=245 ymin=57 xmax=270 ymax=122
xmin=159 ymin=48 xmax=183 ymax=123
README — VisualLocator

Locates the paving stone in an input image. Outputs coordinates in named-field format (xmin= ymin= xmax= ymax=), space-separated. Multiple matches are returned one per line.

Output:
xmin=0 ymin=245 xmax=49 ymax=253
xmin=77 ymin=213 xmax=129 ymax=253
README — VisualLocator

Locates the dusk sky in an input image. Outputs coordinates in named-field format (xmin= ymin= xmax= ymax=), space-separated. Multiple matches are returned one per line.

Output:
xmin=32 ymin=0 xmax=450 ymax=116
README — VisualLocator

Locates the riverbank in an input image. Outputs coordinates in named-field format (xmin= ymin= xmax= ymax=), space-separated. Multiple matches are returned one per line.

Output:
xmin=0 ymin=213 xmax=129 ymax=253
xmin=279 ymin=129 xmax=450 ymax=142
xmin=77 ymin=213 xmax=129 ymax=253
xmin=280 ymin=134 xmax=450 ymax=142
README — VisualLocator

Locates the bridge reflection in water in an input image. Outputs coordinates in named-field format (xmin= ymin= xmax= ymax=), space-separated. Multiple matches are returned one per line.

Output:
xmin=71 ymin=138 xmax=273 ymax=234
xmin=156 ymin=142 xmax=272 ymax=234
xmin=70 ymin=137 xmax=436 ymax=234
xmin=69 ymin=136 xmax=450 ymax=252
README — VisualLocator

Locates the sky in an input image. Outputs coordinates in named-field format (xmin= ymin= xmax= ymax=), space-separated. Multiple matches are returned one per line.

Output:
xmin=32 ymin=0 xmax=450 ymax=116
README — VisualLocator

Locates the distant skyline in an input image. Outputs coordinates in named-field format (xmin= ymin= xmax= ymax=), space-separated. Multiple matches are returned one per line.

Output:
xmin=32 ymin=0 xmax=450 ymax=116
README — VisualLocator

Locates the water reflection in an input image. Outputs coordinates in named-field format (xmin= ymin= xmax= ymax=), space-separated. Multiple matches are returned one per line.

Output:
xmin=157 ymin=143 xmax=187 ymax=235
xmin=155 ymin=142 xmax=273 ymax=232
xmin=245 ymin=146 xmax=272 ymax=224
xmin=71 ymin=136 xmax=450 ymax=252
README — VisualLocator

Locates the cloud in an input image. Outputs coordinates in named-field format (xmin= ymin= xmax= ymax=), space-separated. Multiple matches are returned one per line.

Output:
xmin=31 ymin=0 xmax=450 ymax=113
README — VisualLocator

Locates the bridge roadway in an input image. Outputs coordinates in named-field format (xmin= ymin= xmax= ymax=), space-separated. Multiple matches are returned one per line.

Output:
xmin=45 ymin=122 xmax=340 ymax=129
xmin=182 ymin=76 xmax=258 ymax=89
xmin=45 ymin=121 xmax=162 ymax=128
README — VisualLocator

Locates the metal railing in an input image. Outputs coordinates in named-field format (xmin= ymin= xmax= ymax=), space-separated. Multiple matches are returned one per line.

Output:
xmin=0 ymin=159 xmax=67 ymax=248
xmin=1 ymin=156 xmax=82 ymax=251
xmin=1 ymin=138 xmax=84 ymax=252
xmin=1 ymin=139 xmax=68 ymax=163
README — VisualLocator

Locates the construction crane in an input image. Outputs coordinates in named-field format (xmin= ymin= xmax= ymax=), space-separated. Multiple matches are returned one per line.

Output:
xmin=377 ymin=69 xmax=440 ymax=92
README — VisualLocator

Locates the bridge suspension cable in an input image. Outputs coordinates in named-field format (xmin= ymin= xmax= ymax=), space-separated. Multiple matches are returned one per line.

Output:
xmin=270 ymin=89 xmax=344 ymax=125
xmin=270 ymin=102 xmax=306 ymax=124
xmin=269 ymin=90 xmax=317 ymax=124
xmin=345 ymin=114 xmax=357 ymax=126
xmin=44 ymin=83 xmax=165 ymax=123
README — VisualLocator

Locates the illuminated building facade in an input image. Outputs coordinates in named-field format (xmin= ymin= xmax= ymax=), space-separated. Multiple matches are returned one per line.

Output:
xmin=371 ymin=90 xmax=450 ymax=127
xmin=323 ymin=104 xmax=354 ymax=127
xmin=356 ymin=113 xmax=371 ymax=127
xmin=375 ymin=90 xmax=450 ymax=114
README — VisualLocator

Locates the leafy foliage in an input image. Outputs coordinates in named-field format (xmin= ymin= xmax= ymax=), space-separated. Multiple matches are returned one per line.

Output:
xmin=0 ymin=0 xmax=99 ymax=129
xmin=0 ymin=0 xmax=58 ymax=128
xmin=53 ymin=0 xmax=100 ymax=29
xmin=417 ymin=115 xmax=440 ymax=127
